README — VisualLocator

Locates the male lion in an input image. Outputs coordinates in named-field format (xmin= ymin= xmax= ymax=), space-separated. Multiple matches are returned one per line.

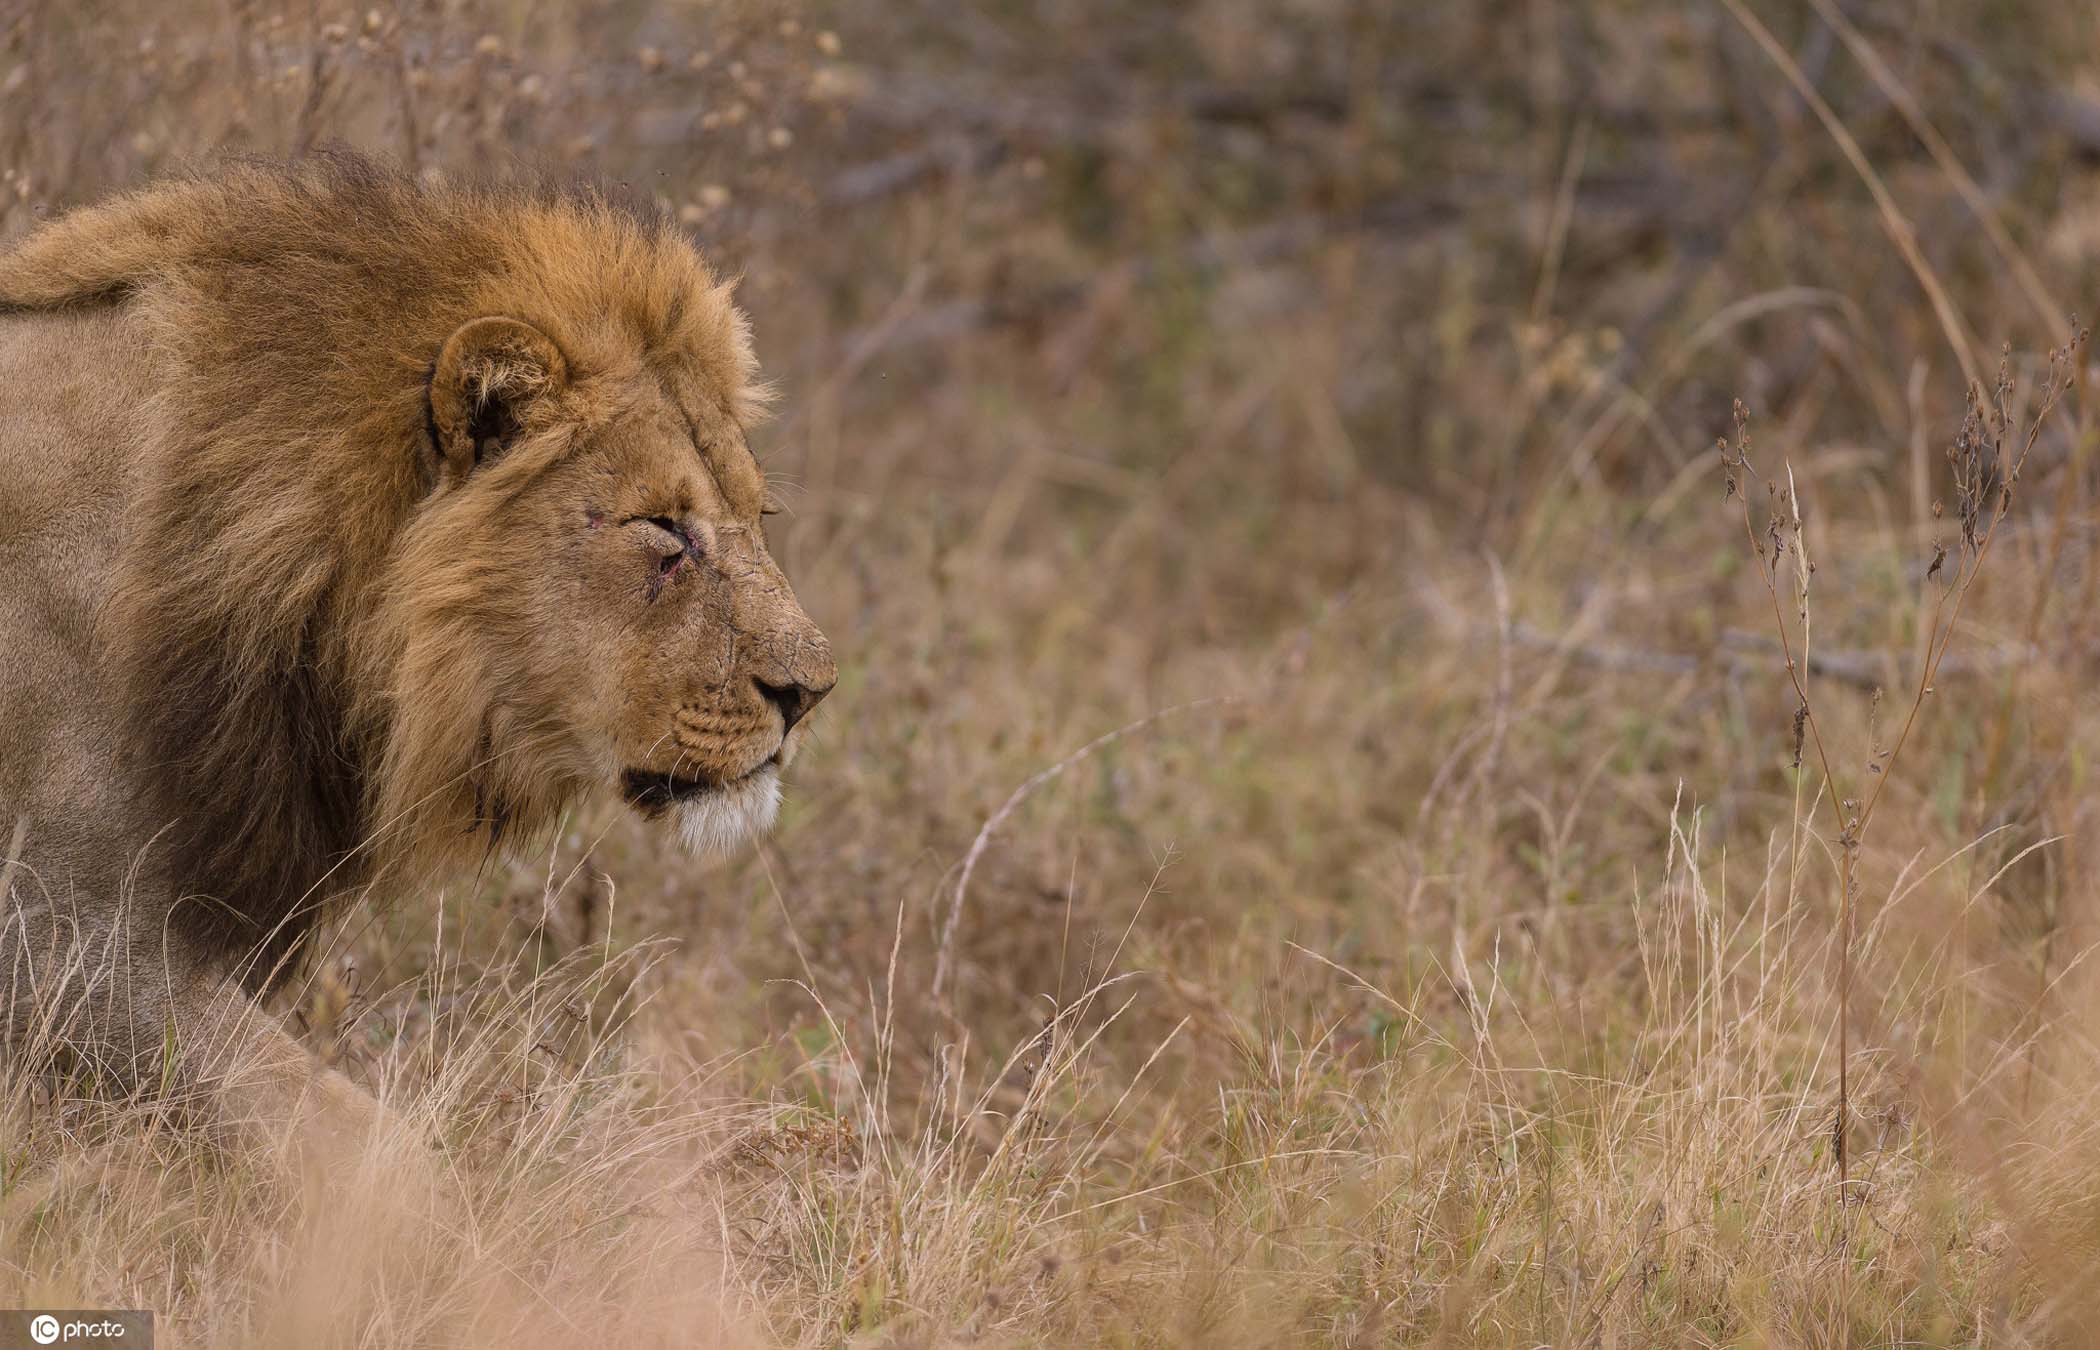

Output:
xmin=0 ymin=154 xmax=835 ymax=1148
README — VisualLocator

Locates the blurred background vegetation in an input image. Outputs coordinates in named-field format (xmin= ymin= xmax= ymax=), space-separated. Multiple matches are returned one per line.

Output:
xmin=10 ymin=1 xmax=2100 ymax=1344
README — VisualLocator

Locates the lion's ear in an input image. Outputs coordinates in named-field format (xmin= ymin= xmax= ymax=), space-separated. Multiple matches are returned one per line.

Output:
xmin=428 ymin=316 xmax=567 ymax=482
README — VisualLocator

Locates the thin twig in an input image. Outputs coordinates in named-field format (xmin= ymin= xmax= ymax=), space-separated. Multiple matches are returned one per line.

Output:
xmin=1718 ymin=325 xmax=2086 ymax=1213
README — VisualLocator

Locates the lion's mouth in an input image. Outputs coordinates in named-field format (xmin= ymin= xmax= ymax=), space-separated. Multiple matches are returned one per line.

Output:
xmin=620 ymin=753 xmax=781 ymax=815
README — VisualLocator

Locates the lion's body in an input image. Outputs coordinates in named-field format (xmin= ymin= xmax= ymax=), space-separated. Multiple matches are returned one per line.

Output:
xmin=0 ymin=155 xmax=834 ymax=1130
xmin=0 ymin=303 xmax=232 ymax=1078
xmin=0 ymin=305 xmax=145 ymax=827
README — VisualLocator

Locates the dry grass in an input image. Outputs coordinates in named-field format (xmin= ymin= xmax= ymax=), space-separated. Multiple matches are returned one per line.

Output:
xmin=8 ymin=0 xmax=2100 ymax=1344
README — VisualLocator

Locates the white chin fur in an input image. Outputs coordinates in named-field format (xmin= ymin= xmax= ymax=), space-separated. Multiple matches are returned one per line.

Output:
xmin=672 ymin=766 xmax=781 ymax=858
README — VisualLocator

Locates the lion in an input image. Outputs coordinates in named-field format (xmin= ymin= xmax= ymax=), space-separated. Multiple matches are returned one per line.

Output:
xmin=0 ymin=152 xmax=835 ymax=1152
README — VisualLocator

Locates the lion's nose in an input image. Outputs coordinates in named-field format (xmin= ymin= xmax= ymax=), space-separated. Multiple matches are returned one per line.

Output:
xmin=756 ymin=675 xmax=832 ymax=734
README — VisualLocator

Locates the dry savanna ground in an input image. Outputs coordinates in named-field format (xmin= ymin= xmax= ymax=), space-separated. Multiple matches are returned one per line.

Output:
xmin=8 ymin=1 xmax=2100 ymax=1345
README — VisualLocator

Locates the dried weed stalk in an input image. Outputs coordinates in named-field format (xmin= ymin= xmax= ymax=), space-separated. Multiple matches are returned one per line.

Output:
xmin=1717 ymin=326 xmax=2087 ymax=1189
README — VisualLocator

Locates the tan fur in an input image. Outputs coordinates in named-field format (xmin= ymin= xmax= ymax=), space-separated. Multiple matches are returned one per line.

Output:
xmin=0 ymin=153 xmax=834 ymax=1130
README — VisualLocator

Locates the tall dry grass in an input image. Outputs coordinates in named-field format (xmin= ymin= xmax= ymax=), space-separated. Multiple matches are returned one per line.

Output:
xmin=6 ymin=0 xmax=2100 ymax=1344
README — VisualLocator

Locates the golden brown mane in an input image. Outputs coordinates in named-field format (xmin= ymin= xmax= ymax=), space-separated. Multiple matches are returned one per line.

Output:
xmin=0 ymin=151 xmax=765 ymax=985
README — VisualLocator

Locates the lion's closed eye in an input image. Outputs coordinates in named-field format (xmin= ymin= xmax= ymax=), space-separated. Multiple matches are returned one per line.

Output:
xmin=634 ymin=515 xmax=686 ymax=549
xmin=627 ymin=514 xmax=706 ymax=574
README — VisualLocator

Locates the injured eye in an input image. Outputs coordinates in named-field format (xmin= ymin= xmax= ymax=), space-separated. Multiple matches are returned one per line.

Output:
xmin=626 ymin=515 xmax=697 ymax=574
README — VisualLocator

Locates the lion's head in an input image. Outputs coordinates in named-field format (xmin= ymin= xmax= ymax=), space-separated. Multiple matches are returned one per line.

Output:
xmin=0 ymin=152 xmax=836 ymax=983
xmin=388 ymin=307 xmax=837 ymax=863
